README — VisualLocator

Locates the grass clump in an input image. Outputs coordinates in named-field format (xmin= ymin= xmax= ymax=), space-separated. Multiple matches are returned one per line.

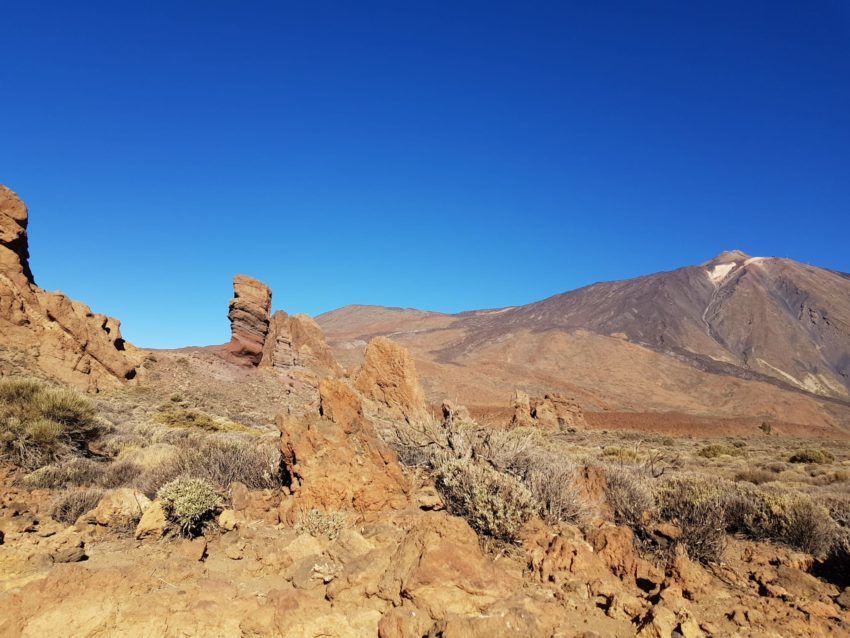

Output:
xmin=0 ymin=378 xmax=99 ymax=469
xmin=697 ymin=443 xmax=745 ymax=459
xmin=604 ymin=466 xmax=654 ymax=530
xmin=50 ymin=488 xmax=104 ymax=525
xmin=788 ymin=449 xmax=834 ymax=464
xmin=155 ymin=409 xmax=255 ymax=435
xmin=601 ymin=447 xmax=639 ymax=462
xmin=734 ymin=469 xmax=777 ymax=485
xmin=294 ymin=509 xmax=348 ymax=540
xmin=157 ymin=477 xmax=220 ymax=536
xmin=136 ymin=434 xmax=281 ymax=495
xmin=435 ymin=458 xmax=535 ymax=541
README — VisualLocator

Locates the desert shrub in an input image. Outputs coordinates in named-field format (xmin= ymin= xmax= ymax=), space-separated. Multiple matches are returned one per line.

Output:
xmin=49 ymin=488 xmax=104 ymax=524
xmin=788 ymin=449 xmax=834 ymax=464
xmin=294 ymin=509 xmax=348 ymax=540
xmin=0 ymin=378 xmax=99 ymax=469
xmin=155 ymin=409 xmax=254 ymax=434
xmin=435 ymin=458 xmax=535 ymax=541
xmin=726 ymin=484 xmax=837 ymax=555
xmin=656 ymin=476 xmax=728 ymax=564
xmin=98 ymin=459 xmax=143 ymax=488
xmin=734 ymin=469 xmax=776 ymax=485
xmin=521 ymin=452 xmax=588 ymax=523
xmin=604 ymin=466 xmax=655 ymax=530
xmin=697 ymin=444 xmax=745 ymax=459
xmin=157 ymin=477 xmax=220 ymax=535
xmin=136 ymin=434 xmax=281 ymax=495
xmin=23 ymin=457 xmax=105 ymax=488
xmin=601 ymin=447 xmax=639 ymax=462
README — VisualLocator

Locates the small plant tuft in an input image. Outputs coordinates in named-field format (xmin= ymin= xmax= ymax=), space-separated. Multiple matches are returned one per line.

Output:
xmin=157 ymin=477 xmax=220 ymax=536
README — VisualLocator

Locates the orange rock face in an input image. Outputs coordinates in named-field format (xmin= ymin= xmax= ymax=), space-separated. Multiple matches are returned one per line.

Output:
xmin=355 ymin=336 xmax=428 ymax=423
xmin=225 ymin=275 xmax=272 ymax=366
xmin=278 ymin=377 xmax=410 ymax=521
xmin=510 ymin=390 xmax=586 ymax=430
xmin=0 ymin=185 xmax=138 ymax=391
xmin=260 ymin=311 xmax=342 ymax=376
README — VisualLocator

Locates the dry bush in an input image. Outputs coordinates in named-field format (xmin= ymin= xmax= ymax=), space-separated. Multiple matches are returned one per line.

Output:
xmin=601 ymin=446 xmax=639 ymax=462
xmin=136 ymin=433 xmax=281 ymax=496
xmin=49 ymin=488 xmax=104 ymax=524
xmin=23 ymin=457 xmax=105 ymax=488
xmin=98 ymin=459 xmax=143 ymax=488
xmin=522 ymin=451 xmax=588 ymax=524
xmin=157 ymin=477 xmax=220 ymax=536
xmin=656 ymin=476 xmax=728 ymax=564
xmin=726 ymin=484 xmax=838 ymax=556
xmin=734 ymin=469 xmax=776 ymax=485
xmin=0 ymin=378 xmax=99 ymax=469
xmin=435 ymin=458 xmax=535 ymax=541
xmin=604 ymin=466 xmax=655 ymax=530
xmin=294 ymin=509 xmax=348 ymax=540
xmin=155 ymin=409 xmax=255 ymax=435
xmin=788 ymin=449 xmax=834 ymax=464
xmin=697 ymin=443 xmax=745 ymax=459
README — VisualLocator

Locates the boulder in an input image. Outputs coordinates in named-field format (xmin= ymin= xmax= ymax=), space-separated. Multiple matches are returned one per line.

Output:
xmin=0 ymin=185 xmax=140 ymax=391
xmin=261 ymin=311 xmax=342 ymax=375
xmin=134 ymin=500 xmax=167 ymax=540
xmin=81 ymin=489 xmax=151 ymax=529
xmin=355 ymin=337 xmax=428 ymax=424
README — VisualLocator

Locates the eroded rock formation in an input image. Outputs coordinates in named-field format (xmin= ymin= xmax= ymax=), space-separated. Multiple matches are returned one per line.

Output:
xmin=223 ymin=277 xmax=341 ymax=376
xmin=0 ymin=185 xmax=138 ymax=391
xmin=510 ymin=390 xmax=586 ymax=430
xmin=277 ymin=377 xmax=410 ymax=521
xmin=225 ymin=275 xmax=272 ymax=366
xmin=355 ymin=336 xmax=429 ymax=424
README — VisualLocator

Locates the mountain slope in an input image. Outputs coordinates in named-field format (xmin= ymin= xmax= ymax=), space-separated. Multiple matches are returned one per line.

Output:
xmin=317 ymin=251 xmax=850 ymax=431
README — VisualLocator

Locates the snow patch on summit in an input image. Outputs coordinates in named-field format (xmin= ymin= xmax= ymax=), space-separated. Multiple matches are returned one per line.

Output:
xmin=707 ymin=262 xmax=736 ymax=284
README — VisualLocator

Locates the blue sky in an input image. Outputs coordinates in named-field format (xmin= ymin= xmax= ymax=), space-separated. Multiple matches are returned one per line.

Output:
xmin=2 ymin=1 xmax=849 ymax=348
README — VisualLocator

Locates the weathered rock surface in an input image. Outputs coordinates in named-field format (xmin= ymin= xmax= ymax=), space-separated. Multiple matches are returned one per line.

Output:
xmin=260 ymin=310 xmax=342 ymax=376
xmin=224 ymin=275 xmax=272 ymax=365
xmin=355 ymin=336 xmax=429 ymax=423
xmin=0 ymin=185 xmax=139 ymax=391
xmin=510 ymin=389 xmax=587 ymax=430
xmin=278 ymin=377 xmax=410 ymax=521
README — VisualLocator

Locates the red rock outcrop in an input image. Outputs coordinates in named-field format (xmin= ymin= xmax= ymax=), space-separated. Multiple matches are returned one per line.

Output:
xmin=510 ymin=390 xmax=586 ymax=430
xmin=224 ymin=275 xmax=272 ymax=365
xmin=0 ymin=185 xmax=138 ymax=391
xmin=355 ymin=336 xmax=429 ymax=424
xmin=277 ymin=377 xmax=410 ymax=522
xmin=260 ymin=310 xmax=342 ymax=376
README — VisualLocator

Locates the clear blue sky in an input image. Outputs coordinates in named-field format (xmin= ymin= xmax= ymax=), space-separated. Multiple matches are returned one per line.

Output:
xmin=2 ymin=2 xmax=848 ymax=348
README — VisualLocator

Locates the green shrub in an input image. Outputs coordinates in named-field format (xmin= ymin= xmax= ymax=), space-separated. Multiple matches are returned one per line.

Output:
xmin=0 ymin=378 xmax=98 ymax=469
xmin=788 ymin=449 xmax=834 ymax=464
xmin=50 ymin=488 xmax=104 ymax=525
xmin=697 ymin=444 xmax=745 ymax=459
xmin=157 ymin=477 xmax=220 ymax=535
xmin=294 ymin=509 xmax=348 ymax=540
xmin=435 ymin=458 xmax=535 ymax=541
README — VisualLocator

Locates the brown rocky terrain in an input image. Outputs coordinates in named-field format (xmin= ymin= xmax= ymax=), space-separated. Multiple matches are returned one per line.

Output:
xmin=317 ymin=251 xmax=850 ymax=434
xmin=2 ymin=184 xmax=850 ymax=637
xmin=0 ymin=186 xmax=139 ymax=391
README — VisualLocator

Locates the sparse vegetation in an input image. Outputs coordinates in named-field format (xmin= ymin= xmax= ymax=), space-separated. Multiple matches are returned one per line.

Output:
xmin=435 ymin=458 xmax=535 ymax=541
xmin=657 ymin=476 xmax=728 ymax=564
xmin=0 ymin=378 xmax=99 ymax=469
xmin=734 ymin=469 xmax=776 ymax=485
xmin=155 ymin=408 xmax=255 ymax=434
xmin=136 ymin=434 xmax=282 ymax=495
xmin=49 ymin=488 xmax=104 ymax=524
xmin=788 ymin=448 xmax=834 ymax=464
xmin=604 ymin=466 xmax=654 ymax=530
xmin=294 ymin=508 xmax=348 ymax=540
xmin=697 ymin=443 xmax=745 ymax=459
xmin=157 ymin=476 xmax=220 ymax=535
